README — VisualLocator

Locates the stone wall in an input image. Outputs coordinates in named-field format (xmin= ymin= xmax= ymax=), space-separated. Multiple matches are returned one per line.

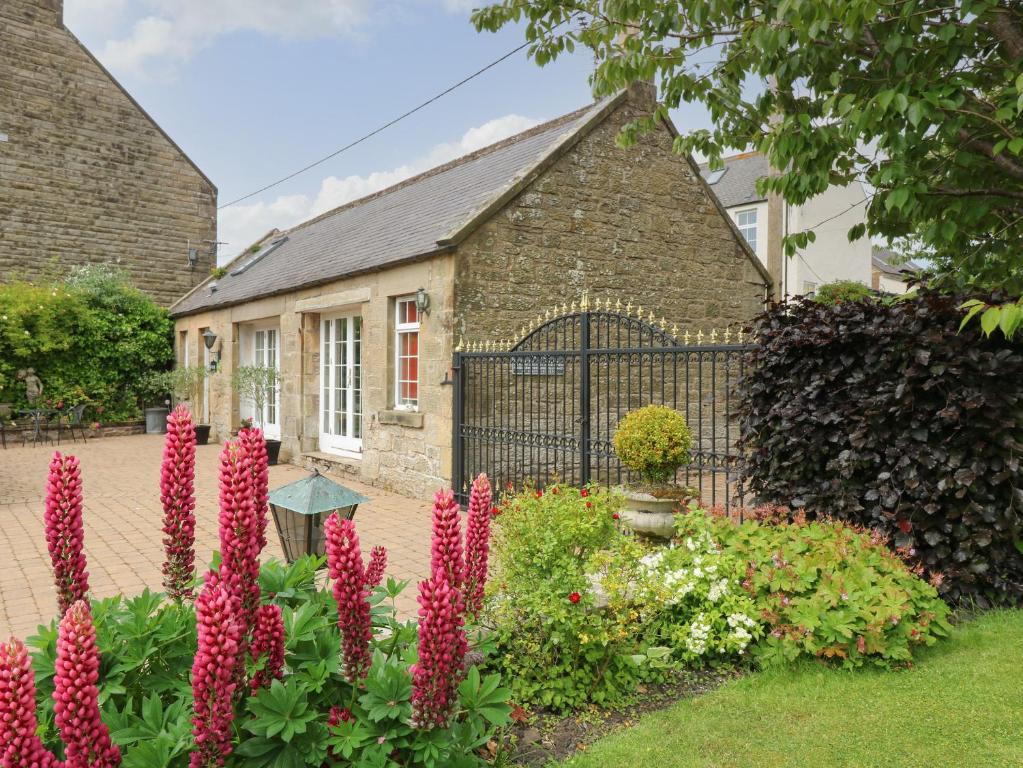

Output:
xmin=453 ymin=89 xmax=768 ymax=342
xmin=173 ymin=255 xmax=456 ymax=500
xmin=0 ymin=0 xmax=217 ymax=306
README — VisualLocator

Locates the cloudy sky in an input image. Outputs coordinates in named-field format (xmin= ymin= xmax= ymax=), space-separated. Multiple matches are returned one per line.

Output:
xmin=65 ymin=0 xmax=717 ymax=261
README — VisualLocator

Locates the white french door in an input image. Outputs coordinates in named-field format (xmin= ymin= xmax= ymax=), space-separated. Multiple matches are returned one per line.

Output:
xmin=253 ymin=328 xmax=280 ymax=439
xmin=320 ymin=315 xmax=362 ymax=454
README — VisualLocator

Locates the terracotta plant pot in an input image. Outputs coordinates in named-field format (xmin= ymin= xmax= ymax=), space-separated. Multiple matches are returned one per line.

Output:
xmin=618 ymin=484 xmax=693 ymax=539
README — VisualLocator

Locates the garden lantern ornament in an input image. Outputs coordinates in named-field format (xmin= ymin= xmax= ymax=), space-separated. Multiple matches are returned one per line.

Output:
xmin=267 ymin=469 xmax=368 ymax=563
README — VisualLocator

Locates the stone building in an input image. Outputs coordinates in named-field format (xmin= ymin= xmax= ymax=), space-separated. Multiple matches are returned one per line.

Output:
xmin=0 ymin=0 xmax=217 ymax=306
xmin=170 ymin=87 xmax=770 ymax=499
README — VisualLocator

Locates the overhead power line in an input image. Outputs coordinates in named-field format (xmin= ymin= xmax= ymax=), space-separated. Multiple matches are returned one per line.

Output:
xmin=218 ymin=32 xmax=563 ymax=211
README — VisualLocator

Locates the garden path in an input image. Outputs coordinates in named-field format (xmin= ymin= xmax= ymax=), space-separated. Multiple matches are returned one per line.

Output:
xmin=0 ymin=434 xmax=432 ymax=639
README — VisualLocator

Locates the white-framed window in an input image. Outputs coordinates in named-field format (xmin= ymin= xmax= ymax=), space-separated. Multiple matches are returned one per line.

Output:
xmin=320 ymin=314 xmax=362 ymax=454
xmin=395 ymin=296 xmax=420 ymax=411
xmin=735 ymin=208 xmax=758 ymax=251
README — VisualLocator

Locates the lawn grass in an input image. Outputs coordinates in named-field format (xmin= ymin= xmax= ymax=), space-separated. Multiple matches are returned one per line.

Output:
xmin=558 ymin=610 xmax=1023 ymax=768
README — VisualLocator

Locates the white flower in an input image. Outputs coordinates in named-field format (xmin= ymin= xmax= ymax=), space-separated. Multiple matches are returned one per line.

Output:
xmin=685 ymin=536 xmax=697 ymax=551
xmin=707 ymin=578 xmax=729 ymax=602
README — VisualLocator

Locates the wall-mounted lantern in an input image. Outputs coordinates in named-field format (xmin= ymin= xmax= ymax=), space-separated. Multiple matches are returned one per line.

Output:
xmin=267 ymin=469 xmax=369 ymax=564
xmin=415 ymin=287 xmax=431 ymax=316
xmin=202 ymin=329 xmax=219 ymax=372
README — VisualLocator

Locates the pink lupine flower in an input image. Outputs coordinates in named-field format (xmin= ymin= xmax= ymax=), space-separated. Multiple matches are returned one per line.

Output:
xmin=0 ymin=638 xmax=62 ymax=768
xmin=217 ymin=440 xmax=261 ymax=636
xmin=237 ymin=427 xmax=269 ymax=553
xmin=54 ymin=601 xmax=120 ymax=768
xmin=161 ymin=405 xmax=197 ymax=601
xmin=326 ymin=707 xmax=356 ymax=761
xmin=365 ymin=546 xmax=388 ymax=589
xmin=324 ymin=514 xmax=373 ymax=681
xmin=248 ymin=604 xmax=285 ymax=695
xmin=45 ymin=452 xmax=90 ymax=616
xmin=464 ymin=473 xmax=493 ymax=616
xmin=430 ymin=489 xmax=464 ymax=591
xmin=410 ymin=572 xmax=467 ymax=729
xmin=191 ymin=572 xmax=243 ymax=768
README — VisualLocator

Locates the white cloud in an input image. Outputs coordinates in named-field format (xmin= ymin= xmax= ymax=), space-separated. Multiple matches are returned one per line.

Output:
xmin=90 ymin=0 xmax=373 ymax=75
xmin=218 ymin=113 xmax=541 ymax=261
xmin=71 ymin=0 xmax=484 ymax=76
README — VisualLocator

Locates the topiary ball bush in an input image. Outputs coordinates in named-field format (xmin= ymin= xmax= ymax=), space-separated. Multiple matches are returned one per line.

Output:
xmin=613 ymin=404 xmax=693 ymax=485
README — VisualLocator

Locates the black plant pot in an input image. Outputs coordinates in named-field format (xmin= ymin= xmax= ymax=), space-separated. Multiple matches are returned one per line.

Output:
xmin=195 ymin=424 xmax=212 ymax=445
xmin=265 ymin=439 xmax=282 ymax=466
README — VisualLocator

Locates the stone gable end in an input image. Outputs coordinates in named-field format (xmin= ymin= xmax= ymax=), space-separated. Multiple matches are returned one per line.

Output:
xmin=453 ymin=93 xmax=768 ymax=343
xmin=0 ymin=0 xmax=217 ymax=306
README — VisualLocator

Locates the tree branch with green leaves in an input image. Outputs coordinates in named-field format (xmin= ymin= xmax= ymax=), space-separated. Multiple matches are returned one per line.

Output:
xmin=472 ymin=0 xmax=1023 ymax=336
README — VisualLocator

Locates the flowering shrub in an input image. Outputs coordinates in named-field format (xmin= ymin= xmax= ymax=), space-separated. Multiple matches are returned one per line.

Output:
xmin=484 ymin=484 xmax=756 ymax=712
xmin=612 ymin=404 xmax=693 ymax=484
xmin=678 ymin=510 xmax=953 ymax=667
xmin=5 ymin=449 xmax=508 ymax=768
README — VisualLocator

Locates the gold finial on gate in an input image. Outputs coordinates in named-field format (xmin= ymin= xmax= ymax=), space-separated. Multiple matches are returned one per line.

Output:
xmin=724 ymin=327 xmax=733 ymax=344
xmin=545 ymin=308 xmax=551 ymax=321
xmin=659 ymin=316 xmax=668 ymax=330
xmin=684 ymin=329 xmax=691 ymax=345
xmin=570 ymin=300 xmax=578 ymax=313
xmin=455 ymin=336 xmax=464 ymax=352
xmin=737 ymin=328 xmax=746 ymax=344
xmin=636 ymin=305 xmax=643 ymax=318
xmin=520 ymin=325 xmax=527 ymax=338
xmin=561 ymin=302 xmax=568 ymax=314
xmin=580 ymin=291 xmax=590 ymax=311
xmin=648 ymin=310 xmax=656 ymax=324
xmin=710 ymin=329 xmax=719 ymax=344
xmin=625 ymin=301 xmax=633 ymax=315
xmin=696 ymin=329 xmax=705 ymax=345
xmin=615 ymin=298 xmax=622 ymax=312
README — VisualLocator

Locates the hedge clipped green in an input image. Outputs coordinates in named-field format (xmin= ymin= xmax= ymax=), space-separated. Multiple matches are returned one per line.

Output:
xmin=0 ymin=266 xmax=173 ymax=421
xmin=739 ymin=290 xmax=1023 ymax=606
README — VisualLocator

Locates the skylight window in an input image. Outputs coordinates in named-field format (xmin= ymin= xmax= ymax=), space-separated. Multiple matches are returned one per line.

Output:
xmin=705 ymin=168 xmax=726 ymax=185
xmin=230 ymin=236 xmax=287 ymax=276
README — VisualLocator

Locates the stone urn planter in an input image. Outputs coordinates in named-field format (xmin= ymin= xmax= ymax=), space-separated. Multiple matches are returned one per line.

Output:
xmin=619 ymin=484 xmax=694 ymax=539
xmin=612 ymin=404 xmax=695 ymax=541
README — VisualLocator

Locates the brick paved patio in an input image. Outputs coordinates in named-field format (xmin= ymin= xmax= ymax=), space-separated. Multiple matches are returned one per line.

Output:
xmin=0 ymin=434 xmax=433 ymax=639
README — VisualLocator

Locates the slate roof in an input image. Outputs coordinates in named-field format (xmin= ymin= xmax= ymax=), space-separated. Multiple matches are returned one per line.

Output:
xmin=872 ymin=246 xmax=922 ymax=276
xmin=698 ymin=152 xmax=770 ymax=209
xmin=171 ymin=96 xmax=621 ymax=317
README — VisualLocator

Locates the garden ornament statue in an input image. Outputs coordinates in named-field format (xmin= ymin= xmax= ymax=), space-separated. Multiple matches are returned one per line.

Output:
xmin=17 ymin=369 xmax=43 ymax=404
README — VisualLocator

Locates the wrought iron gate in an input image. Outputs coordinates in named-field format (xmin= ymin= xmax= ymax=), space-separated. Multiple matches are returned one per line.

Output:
xmin=452 ymin=296 xmax=754 ymax=514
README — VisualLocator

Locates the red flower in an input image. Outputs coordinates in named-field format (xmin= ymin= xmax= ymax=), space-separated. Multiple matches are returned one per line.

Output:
xmin=535 ymin=491 xmax=543 ymax=499
xmin=611 ymin=511 xmax=618 ymax=519
xmin=45 ymin=452 xmax=90 ymax=616
xmin=551 ymin=487 xmax=559 ymax=495
xmin=249 ymin=603 xmax=285 ymax=695
xmin=191 ymin=572 xmax=243 ymax=768
xmin=568 ymin=592 xmax=581 ymax=604
xmin=365 ymin=546 xmax=388 ymax=589
xmin=237 ymin=427 xmax=270 ymax=552
xmin=897 ymin=519 xmax=913 ymax=534
xmin=55 ymin=601 xmax=121 ymax=768
xmin=431 ymin=489 xmax=464 ymax=590
xmin=0 ymin=639 xmax=61 ymax=767
xmin=465 ymin=474 xmax=493 ymax=617
xmin=161 ymin=405 xmax=197 ymax=602
xmin=325 ymin=514 xmax=374 ymax=682
xmin=580 ymin=488 xmax=589 ymax=498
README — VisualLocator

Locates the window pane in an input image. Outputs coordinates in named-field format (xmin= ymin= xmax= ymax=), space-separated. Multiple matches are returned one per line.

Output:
xmin=407 ymin=301 xmax=417 ymax=324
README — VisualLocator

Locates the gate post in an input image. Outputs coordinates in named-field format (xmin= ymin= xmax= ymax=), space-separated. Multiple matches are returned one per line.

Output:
xmin=579 ymin=304 xmax=591 ymax=487
xmin=451 ymin=347 xmax=465 ymax=505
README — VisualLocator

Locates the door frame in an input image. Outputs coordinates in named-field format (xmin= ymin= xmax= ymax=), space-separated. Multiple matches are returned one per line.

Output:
xmin=240 ymin=321 xmax=281 ymax=440
xmin=319 ymin=312 xmax=363 ymax=457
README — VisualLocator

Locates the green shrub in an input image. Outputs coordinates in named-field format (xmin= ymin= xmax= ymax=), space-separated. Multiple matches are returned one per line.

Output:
xmin=612 ymin=405 xmax=693 ymax=484
xmin=26 ymin=557 xmax=509 ymax=767
xmin=811 ymin=280 xmax=874 ymax=305
xmin=0 ymin=266 xmax=173 ymax=421
xmin=677 ymin=510 xmax=952 ymax=668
